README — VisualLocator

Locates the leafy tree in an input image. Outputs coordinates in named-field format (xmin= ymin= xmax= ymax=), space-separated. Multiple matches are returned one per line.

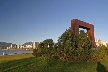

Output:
xmin=76 ymin=30 xmax=92 ymax=61
xmin=54 ymin=27 xmax=92 ymax=61
xmin=77 ymin=30 xmax=91 ymax=49
xmin=88 ymin=45 xmax=106 ymax=62
xmin=32 ymin=39 xmax=55 ymax=57
xmin=33 ymin=27 xmax=106 ymax=62
xmin=54 ymin=28 xmax=76 ymax=60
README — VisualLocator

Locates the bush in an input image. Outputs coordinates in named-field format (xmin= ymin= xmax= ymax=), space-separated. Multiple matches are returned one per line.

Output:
xmin=53 ymin=28 xmax=92 ymax=62
xmin=32 ymin=39 xmax=55 ymax=57
xmin=32 ymin=49 xmax=41 ymax=57
xmin=88 ymin=45 xmax=107 ymax=62
xmin=33 ymin=27 xmax=107 ymax=62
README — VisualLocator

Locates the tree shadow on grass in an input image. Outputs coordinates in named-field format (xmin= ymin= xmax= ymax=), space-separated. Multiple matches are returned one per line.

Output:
xmin=96 ymin=62 xmax=107 ymax=72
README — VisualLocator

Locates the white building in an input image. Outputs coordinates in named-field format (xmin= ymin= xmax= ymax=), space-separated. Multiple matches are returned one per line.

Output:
xmin=19 ymin=45 xmax=24 ymax=49
xmin=26 ymin=45 xmax=32 ymax=49
xmin=95 ymin=39 xmax=108 ymax=47
xmin=102 ymin=42 xmax=107 ymax=47
xmin=33 ymin=42 xmax=36 ymax=49
xmin=17 ymin=45 xmax=19 ymax=49
xmin=10 ymin=44 xmax=12 ymax=48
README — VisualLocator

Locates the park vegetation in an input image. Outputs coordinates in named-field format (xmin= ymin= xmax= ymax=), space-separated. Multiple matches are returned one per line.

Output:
xmin=0 ymin=54 xmax=108 ymax=72
xmin=0 ymin=27 xmax=108 ymax=72
xmin=33 ymin=27 xmax=108 ymax=62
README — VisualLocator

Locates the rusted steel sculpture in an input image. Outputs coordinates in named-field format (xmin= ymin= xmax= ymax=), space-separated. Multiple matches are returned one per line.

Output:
xmin=71 ymin=19 xmax=97 ymax=48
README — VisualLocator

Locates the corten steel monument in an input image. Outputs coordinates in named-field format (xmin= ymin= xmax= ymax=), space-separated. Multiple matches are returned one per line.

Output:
xmin=71 ymin=19 xmax=97 ymax=48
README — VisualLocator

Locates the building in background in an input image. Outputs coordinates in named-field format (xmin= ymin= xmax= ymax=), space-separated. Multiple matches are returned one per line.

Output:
xmin=36 ymin=42 xmax=39 ymax=49
xmin=22 ymin=41 xmax=39 ymax=49
xmin=23 ymin=42 xmax=33 ymax=48
xmin=19 ymin=45 xmax=24 ymax=49
xmin=33 ymin=42 xmax=36 ymax=49
xmin=102 ymin=42 xmax=108 ymax=47
xmin=11 ymin=44 xmax=17 ymax=48
xmin=16 ymin=45 xmax=19 ymax=49
xmin=0 ymin=42 xmax=12 ymax=49
xmin=0 ymin=41 xmax=39 ymax=49
xmin=10 ymin=44 xmax=12 ymax=48
xmin=95 ymin=39 xmax=108 ymax=47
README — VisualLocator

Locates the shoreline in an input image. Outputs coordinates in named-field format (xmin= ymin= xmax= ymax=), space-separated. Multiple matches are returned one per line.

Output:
xmin=0 ymin=49 xmax=33 ymax=56
xmin=0 ymin=49 xmax=33 ymax=51
xmin=0 ymin=53 xmax=32 ymax=56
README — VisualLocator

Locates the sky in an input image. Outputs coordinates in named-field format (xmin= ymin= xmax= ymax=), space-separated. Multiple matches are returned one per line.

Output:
xmin=0 ymin=0 xmax=108 ymax=45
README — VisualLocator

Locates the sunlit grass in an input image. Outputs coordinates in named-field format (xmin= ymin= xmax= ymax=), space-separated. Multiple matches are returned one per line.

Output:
xmin=0 ymin=54 xmax=108 ymax=72
xmin=0 ymin=54 xmax=34 ymax=62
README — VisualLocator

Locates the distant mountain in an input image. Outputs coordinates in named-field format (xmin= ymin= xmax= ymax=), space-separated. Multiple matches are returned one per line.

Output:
xmin=22 ymin=42 xmax=33 ymax=47
xmin=0 ymin=42 xmax=12 ymax=47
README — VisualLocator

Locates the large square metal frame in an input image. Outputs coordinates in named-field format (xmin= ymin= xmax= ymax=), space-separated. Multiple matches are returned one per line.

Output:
xmin=71 ymin=19 xmax=97 ymax=48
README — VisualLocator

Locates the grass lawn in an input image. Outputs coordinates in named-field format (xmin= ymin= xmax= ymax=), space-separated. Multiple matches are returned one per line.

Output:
xmin=0 ymin=54 xmax=34 ymax=62
xmin=0 ymin=54 xmax=108 ymax=72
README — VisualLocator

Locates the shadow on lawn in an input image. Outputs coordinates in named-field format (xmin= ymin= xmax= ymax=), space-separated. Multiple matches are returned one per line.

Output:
xmin=96 ymin=62 xmax=107 ymax=72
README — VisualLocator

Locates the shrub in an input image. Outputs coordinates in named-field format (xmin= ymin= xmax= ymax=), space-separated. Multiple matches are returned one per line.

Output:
xmin=33 ymin=27 xmax=107 ymax=62
xmin=32 ymin=49 xmax=41 ymax=57
xmin=88 ymin=45 xmax=106 ymax=62
xmin=32 ymin=39 xmax=55 ymax=57
xmin=54 ymin=28 xmax=92 ymax=62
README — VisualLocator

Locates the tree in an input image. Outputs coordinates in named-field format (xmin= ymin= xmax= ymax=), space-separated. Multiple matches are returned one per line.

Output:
xmin=54 ymin=28 xmax=76 ymax=59
xmin=54 ymin=27 xmax=92 ymax=61
xmin=76 ymin=30 xmax=92 ymax=61
xmin=33 ymin=27 xmax=95 ymax=62
xmin=77 ymin=30 xmax=91 ymax=49
xmin=32 ymin=39 xmax=55 ymax=57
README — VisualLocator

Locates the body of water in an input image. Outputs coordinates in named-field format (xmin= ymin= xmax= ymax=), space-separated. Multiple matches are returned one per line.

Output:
xmin=0 ymin=50 xmax=33 ymax=55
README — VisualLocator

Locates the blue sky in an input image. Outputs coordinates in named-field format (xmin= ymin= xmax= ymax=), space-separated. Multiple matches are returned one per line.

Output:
xmin=0 ymin=0 xmax=108 ymax=45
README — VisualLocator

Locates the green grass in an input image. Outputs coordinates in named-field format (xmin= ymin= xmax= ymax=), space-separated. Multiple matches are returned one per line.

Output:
xmin=0 ymin=54 xmax=34 ymax=62
xmin=0 ymin=54 xmax=108 ymax=72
